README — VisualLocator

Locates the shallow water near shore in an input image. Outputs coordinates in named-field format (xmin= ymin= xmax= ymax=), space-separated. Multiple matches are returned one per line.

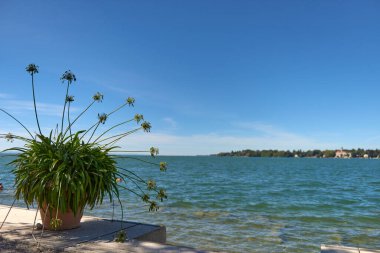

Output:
xmin=1 ymin=156 xmax=379 ymax=252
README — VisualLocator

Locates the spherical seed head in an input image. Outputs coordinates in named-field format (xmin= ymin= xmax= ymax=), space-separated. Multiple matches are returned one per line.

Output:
xmin=66 ymin=95 xmax=75 ymax=102
xmin=149 ymin=201 xmax=159 ymax=212
xmin=127 ymin=97 xmax=135 ymax=106
xmin=142 ymin=194 xmax=150 ymax=202
xmin=5 ymin=133 xmax=14 ymax=142
xmin=150 ymin=147 xmax=159 ymax=157
xmin=159 ymin=162 xmax=167 ymax=171
xmin=147 ymin=180 xmax=156 ymax=190
xmin=61 ymin=70 xmax=76 ymax=84
xmin=134 ymin=114 xmax=144 ymax=123
xmin=157 ymin=189 xmax=167 ymax=201
xmin=142 ymin=121 xmax=151 ymax=132
xmin=97 ymin=113 xmax=108 ymax=124
xmin=93 ymin=92 xmax=104 ymax=102
xmin=26 ymin=64 xmax=39 ymax=75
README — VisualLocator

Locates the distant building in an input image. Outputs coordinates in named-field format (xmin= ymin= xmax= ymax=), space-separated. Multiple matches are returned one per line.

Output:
xmin=335 ymin=149 xmax=352 ymax=158
xmin=363 ymin=154 xmax=369 ymax=159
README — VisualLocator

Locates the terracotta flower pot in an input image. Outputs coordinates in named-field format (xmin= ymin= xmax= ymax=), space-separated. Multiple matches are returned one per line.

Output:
xmin=39 ymin=205 xmax=84 ymax=230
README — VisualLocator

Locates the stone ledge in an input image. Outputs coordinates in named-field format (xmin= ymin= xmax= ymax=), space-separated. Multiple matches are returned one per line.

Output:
xmin=0 ymin=204 xmax=210 ymax=252
xmin=321 ymin=244 xmax=380 ymax=253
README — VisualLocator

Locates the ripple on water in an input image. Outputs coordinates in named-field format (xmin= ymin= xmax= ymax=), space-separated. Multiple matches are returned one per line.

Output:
xmin=192 ymin=210 xmax=230 ymax=219
xmin=1 ymin=156 xmax=380 ymax=252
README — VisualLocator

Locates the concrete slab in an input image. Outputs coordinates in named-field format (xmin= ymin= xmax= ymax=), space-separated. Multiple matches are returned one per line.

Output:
xmin=0 ymin=204 xmax=212 ymax=253
xmin=321 ymin=245 xmax=359 ymax=253
xmin=321 ymin=245 xmax=380 ymax=253
xmin=0 ymin=204 xmax=165 ymax=243
xmin=360 ymin=249 xmax=380 ymax=253
xmin=64 ymin=241 xmax=213 ymax=253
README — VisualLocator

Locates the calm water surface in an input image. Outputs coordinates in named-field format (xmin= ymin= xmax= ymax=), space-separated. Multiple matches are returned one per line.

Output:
xmin=1 ymin=156 xmax=379 ymax=252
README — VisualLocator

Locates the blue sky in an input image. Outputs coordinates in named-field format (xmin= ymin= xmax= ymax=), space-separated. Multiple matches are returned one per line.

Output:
xmin=1 ymin=1 xmax=380 ymax=155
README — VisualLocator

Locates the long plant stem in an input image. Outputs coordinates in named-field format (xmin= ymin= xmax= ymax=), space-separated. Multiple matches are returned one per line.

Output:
xmin=110 ymin=150 xmax=150 ymax=153
xmin=117 ymin=185 xmax=155 ymax=211
xmin=116 ymin=171 xmax=145 ymax=194
xmin=80 ymin=121 xmax=98 ymax=141
xmin=0 ymin=198 xmax=16 ymax=230
xmin=0 ymin=133 xmax=33 ymax=143
xmin=97 ymin=132 xmax=127 ymax=143
xmin=117 ymin=198 xmax=124 ymax=231
xmin=117 ymin=184 xmax=144 ymax=199
xmin=116 ymin=171 xmax=142 ymax=186
xmin=0 ymin=109 xmax=34 ymax=139
xmin=117 ymin=165 xmax=165 ymax=195
xmin=81 ymin=102 xmax=127 ymax=141
xmin=116 ymin=156 xmax=160 ymax=167
xmin=87 ymin=122 xmax=100 ymax=143
xmin=55 ymin=184 xmax=61 ymax=225
xmin=116 ymin=167 xmax=147 ymax=182
xmin=104 ymin=128 xmax=141 ymax=147
xmin=108 ymin=103 xmax=127 ymax=117
xmin=31 ymin=206 xmax=40 ymax=244
xmin=112 ymin=199 xmax=115 ymax=221
xmin=41 ymin=204 xmax=49 ymax=237
xmin=98 ymin=127 xmax=141 ymax=144
xmin=31 ymin=74 xmax=42 ymax=135
xmin=60 ymin=82 xmax=70 ymax=133
xmin=67 ymin=102 xmax=72 ymax=138
xmin=93 ymin=119 xmax=134 ymax=143
xmin=62 ymin=100 xmax=95 ymax=138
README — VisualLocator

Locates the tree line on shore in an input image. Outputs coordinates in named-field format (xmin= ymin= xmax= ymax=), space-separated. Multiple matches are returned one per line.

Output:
xmin=216 ymin=149 xmax=380 ymax=158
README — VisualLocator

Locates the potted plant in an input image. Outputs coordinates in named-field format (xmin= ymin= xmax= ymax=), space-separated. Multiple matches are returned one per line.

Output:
xmin=1 ymin=64 xmax=167 ymax=231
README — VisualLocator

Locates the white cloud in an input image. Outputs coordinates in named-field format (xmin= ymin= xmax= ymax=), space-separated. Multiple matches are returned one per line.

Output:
xmin=233 ymin=122 xmax=310 ymax=140
xmin=113 ymin=129 xmax=335 ymax=156
xmin=0 ymin=119 xmax=343 ymax=156
xmin=0 ymin=93 xmax=11 ymax=99
xmin=1 ymin=100 xmax=79 ymax=117
xmin=101 ymin=85 xmax=132 ymax=95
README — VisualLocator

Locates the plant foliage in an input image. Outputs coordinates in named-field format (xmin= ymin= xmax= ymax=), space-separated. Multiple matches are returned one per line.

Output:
xmin=1 ymin=64 xmax=167 ymax=229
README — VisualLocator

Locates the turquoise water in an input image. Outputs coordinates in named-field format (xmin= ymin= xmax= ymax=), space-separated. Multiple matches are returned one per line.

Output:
xmin=1 ymin=156 xmax=379 ymax=252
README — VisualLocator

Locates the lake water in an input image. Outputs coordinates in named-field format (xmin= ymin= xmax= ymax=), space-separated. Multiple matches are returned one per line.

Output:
xmin=1 ymin=156 xmax=379 ymax=252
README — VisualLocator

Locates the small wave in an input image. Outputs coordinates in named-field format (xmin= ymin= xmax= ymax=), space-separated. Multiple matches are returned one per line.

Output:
xmin=247 ymin=202 xmax=270 ymax=209
xmin=350 ymin=216 xmax=380 ymax=224
xmin=192 ymin=210 xmax=230 ymax=219
xmin=167 ymin=200 xmax=193 ymax=208
xmin=296 ymin=215 xmax=344 ymax=223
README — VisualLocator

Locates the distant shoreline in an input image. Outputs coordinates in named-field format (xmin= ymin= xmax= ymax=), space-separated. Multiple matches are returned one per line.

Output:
xmin=215 ymin=148 xmax=380 ymax=159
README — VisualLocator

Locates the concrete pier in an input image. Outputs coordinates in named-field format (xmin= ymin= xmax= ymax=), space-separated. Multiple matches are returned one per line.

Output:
xmin=0 ymin=204 xmax=213 ymax=253
xmin=321 ymin=244 xmax=380 ymax=253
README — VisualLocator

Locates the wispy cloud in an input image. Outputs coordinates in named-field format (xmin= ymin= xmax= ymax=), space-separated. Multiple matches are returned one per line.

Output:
xmin=233 ymin=122 xmax=306 ymax=139
xmin=114 ymin=127 xmax=336 ymax=155
xmin=1 ymin=99 xmax=79 ymax=117
xmin=0 ymin=93 xmax=12 ymax=99
xmin=100 ymin=85 xmax=134 ymax=96
xmin=0 ymin=118 xmax=347 ymax=156
xmin=77 ymin=121 xmax=339 ymax=155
